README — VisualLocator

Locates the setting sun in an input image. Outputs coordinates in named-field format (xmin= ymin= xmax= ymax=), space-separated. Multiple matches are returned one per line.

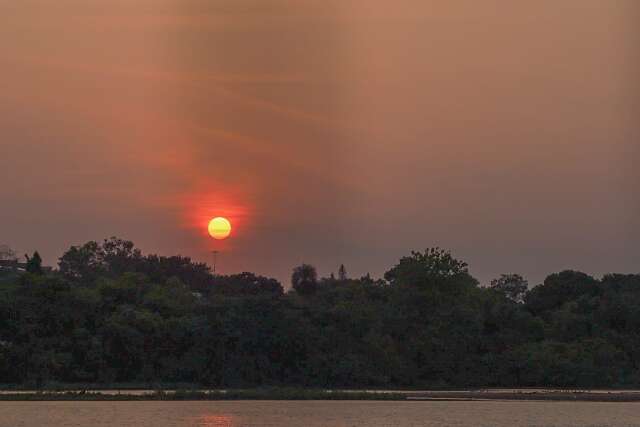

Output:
xmin=208 ymin=217 xmax=232 ymax=240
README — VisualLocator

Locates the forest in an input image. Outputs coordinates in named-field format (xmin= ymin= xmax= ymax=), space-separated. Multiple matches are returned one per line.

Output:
xmin=0 ymin=238 xmax=639 ymax=388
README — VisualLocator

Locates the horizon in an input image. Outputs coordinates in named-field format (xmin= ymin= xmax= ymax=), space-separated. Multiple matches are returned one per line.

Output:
xmin=2 ymin=0 xmax=639 ymax=288
xmin=1 ymin=236 xmax=636 ymax=290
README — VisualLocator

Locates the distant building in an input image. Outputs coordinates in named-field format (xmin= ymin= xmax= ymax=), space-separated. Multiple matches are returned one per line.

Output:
xmin=0 ymin=259 xmax=52 ymax=273
xmin=0 ymin=259 xmax=26 ymax=271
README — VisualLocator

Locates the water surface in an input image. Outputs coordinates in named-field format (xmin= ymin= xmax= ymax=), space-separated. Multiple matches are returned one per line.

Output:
xmin=1 ymin=401 xmax=639 ymax=427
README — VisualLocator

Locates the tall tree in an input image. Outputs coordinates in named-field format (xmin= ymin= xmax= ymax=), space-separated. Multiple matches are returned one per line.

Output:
xmin=384 ymin=247 xmax=477 ymax=292
xmin=525 ymin=270 xmax=600 ymax=315
xmin=24 ymin=251 xmax=43 ymax=274
xmin=291 ymin=264 xmax=318 ymax=295
xmin=58 ymin=241 xmax=104 ymax=282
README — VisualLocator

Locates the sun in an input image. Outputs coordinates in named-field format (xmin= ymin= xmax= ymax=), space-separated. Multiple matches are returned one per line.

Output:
xmin=208 ymin=217 xmax=232 ymax=240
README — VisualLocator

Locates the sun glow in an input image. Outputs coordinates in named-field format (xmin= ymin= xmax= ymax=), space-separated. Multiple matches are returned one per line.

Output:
xmin=208 ymin=217 xmax=232 ymax=240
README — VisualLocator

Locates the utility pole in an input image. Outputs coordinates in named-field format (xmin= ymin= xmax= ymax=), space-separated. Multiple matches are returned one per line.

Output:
xmin=211 ymin=250 xmax=219 ymax=274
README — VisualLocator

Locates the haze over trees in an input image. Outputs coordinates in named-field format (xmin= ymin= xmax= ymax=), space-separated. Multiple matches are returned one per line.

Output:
xmin=0 ymin=237 xmax=639 ymax=388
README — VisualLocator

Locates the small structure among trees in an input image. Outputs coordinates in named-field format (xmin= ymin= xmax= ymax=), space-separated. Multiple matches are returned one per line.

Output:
xmin=0 ymin=245 xmax=50 ymax=274
xmin=0 ymin=245 xmax=25 ymax=272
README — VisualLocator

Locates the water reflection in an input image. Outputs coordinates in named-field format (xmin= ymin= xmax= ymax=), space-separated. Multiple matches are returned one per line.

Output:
xmin=3 ymin=401 xmax=640 ymax=427
xmin=198 ymin=414 xmax=236 ymax=427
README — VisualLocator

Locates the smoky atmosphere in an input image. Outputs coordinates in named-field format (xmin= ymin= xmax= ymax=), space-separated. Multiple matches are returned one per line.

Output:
xmin=2 ymin=1 xmax=638 ymax=285
xmin=2 ymin=3 xmax=640 ymax=425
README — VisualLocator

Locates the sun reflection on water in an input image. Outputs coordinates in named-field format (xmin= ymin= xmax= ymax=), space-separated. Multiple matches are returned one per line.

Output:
xmin=198 ymin=414 xmax=236 ymax=427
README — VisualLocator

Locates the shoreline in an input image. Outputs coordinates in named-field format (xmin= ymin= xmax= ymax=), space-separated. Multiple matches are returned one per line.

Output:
xmin=2 ymin=389 xmax=640 ymax=402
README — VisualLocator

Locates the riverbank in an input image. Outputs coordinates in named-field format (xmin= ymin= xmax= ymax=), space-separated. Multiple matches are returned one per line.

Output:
xmin=0 ymin=389 xmax=405 ymax=401
xmin=2 ymin=388 xmax=640 ymax=401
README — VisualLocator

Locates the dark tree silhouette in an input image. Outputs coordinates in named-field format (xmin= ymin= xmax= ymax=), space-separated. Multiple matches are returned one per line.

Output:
xmin=212 ymin=272 xmax=283 ymax=296
xmin=25 ymin=251 xmax=42 ymax=274
xmin=491 ymin=273 xmax=528 ymax=303
xmin=58 ymin=240 xmax=104 ymax=282
xmin=384 ymin=247 xmax=477 ymax=292
xmin=3 ymin=238 xmax=640 ymax=389
xmin=525 ymin=270 xmax=600 ymax=314
xmin=291 ymin=263 xmax=318 ymax=295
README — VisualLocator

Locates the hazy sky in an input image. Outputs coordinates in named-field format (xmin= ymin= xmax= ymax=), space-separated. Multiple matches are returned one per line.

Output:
xmin=1 ymin=0 xmax=638 ymax=286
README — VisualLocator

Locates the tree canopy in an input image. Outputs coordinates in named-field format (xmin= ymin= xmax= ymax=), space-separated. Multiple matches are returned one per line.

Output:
xmin=0 ymin=239 xmax=639 ymax=388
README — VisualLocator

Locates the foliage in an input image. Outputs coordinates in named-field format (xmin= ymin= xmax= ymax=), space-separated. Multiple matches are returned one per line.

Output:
xmin=384 ymin=248 xmax=478 ymax=293
xmin=25 ymin=252 xmax=43 ymax=275
xmin=211 ymin=273 xmax=283 ymax=297
xmin=1 ymin=239 xmax=640 ymax=388
xmin=490 ymin=274 xmax=528 ymax=303
xmin=291 ymin=264 xmax=318 ymax=295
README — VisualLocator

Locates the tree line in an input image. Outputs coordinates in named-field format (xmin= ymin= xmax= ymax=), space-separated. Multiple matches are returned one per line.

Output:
xmin=0 ymin=237 xmax=639 ymax=388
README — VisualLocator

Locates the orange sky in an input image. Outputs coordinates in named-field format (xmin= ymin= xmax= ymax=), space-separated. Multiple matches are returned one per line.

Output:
xmin=1 ymin=0 xmax=638 ymax=285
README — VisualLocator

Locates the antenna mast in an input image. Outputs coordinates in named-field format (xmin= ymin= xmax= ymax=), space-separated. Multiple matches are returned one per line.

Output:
xmin=211 ymin=250 xmax=219 ymax=274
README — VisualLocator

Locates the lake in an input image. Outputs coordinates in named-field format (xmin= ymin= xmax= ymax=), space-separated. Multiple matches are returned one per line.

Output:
xmin=1 ymin=401 xmax=639 ymax=427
